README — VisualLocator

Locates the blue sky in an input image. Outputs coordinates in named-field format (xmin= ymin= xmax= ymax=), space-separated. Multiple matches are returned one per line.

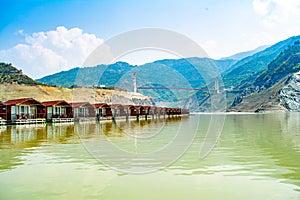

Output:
xmin=1 ymin=0 xmax=300 ymax=78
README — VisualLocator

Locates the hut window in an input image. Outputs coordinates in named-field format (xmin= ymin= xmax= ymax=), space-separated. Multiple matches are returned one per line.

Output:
xmin=30 ymin=106 xmax=36 ymax=114
xmin=11 ymin=106 xmax=16 ymax=114
xmin=54 ymin=106 xmax=61 ymax=115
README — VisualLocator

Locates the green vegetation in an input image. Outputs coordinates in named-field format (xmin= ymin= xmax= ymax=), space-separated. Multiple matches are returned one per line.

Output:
xmin=228 ymin=40 xmax=300 ymax=111
xmin=223 ymin=35 xmax=300 ymax=88
xmin=37 ymin=57 xmax=235 ymax=102
xmin=253 ymin=41 xmax=300 ymax=89
xmin=2 ymin=35 xmax=300 ymax=111
xmin=0 ymin=62 xmax=37 ymax=85
xmin=37 ymin=62 xmax=135 ymax=88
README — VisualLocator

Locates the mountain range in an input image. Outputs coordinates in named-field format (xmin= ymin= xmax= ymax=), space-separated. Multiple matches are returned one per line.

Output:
xmin=1 ymin=35 xmax=300 ymax=112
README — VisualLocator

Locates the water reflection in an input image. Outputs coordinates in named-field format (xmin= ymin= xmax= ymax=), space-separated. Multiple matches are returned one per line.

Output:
xmin=0 ymin=113 xmax=300 ymax=189
xmin=0 ymin=117 xmax=187 ymax=171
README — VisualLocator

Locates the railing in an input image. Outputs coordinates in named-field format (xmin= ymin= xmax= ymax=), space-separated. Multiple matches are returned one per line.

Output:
xmin=12 ymin=113 xmax=46 ymax=120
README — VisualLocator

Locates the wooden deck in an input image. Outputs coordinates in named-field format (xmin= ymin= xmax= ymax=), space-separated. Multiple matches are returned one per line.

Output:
xmin=0 ymin=114 xmax=189 ymax=126
xmin=15 ymin=118 xmax=46 ymax=125
xmin=51 ymin=118 xmax=74 ymax=123
xmin=0 ymin=120 xmax=7 ymax=125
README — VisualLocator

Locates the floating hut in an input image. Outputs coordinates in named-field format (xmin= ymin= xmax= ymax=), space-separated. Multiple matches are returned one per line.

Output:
xmin=0 ymin=98 xmax=189 ymax=125
xmin=3 ymin=98 xmax=45 ymax=124
xmin=42 ymin=100 xmax=73 ymax=122
xmin=70 ymin=102 xmax=95 ymax=120
xmin=109 ymin=104 xmax=126 ymax=119
xmin=0 ymin=101 xmax=6 ymax=125
xmin=94 ymin=103 xmax=113 ymax=120
xmin=123 ymin=105 xmax=138 ymax=116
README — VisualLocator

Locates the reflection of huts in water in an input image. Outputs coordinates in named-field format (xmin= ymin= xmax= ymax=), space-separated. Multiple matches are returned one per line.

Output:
xmin=42 ymin=100 xmax=73 ymax=123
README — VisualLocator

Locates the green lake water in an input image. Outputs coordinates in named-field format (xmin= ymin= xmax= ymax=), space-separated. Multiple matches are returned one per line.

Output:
xmin=0 ymin=113 xmax=299 ymax=200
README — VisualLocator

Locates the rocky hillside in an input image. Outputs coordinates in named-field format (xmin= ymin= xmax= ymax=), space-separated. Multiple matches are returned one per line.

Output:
xmin=279 ymin=72 xmax=300 ymax=111
xmin=228 ymin=40 xmax=300 ymax=112
xmin=229 ymin=71 xmax=300 ymax=112
xmin=223 ymin=35 xmax=300 ymax=88
xmin=0 ymin=83 xmax=154 ymax=105
xmin=0 ymin=62 xmax=37 ymax=85
xmin=0 ymin=63 xmax=154 ymax=105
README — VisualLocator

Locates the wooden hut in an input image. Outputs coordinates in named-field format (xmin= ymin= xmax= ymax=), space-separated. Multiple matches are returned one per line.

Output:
xmin=123 ymin=105 xmax=138 ymax=117
xmin=0 ymin=101 xmax=6 ymax=124
xmin=3 ymin=98 xmax=45 ymax=123
xmin=182 ymin=108 xmax=189 ymax=115
xmin=149 ymin=106 xmax=159 ymax=118
xmin=143 ymin=106 xmax=150 ymax=116
xmin=94 ymin=103 xmax=112 ymax=119
xmin=42 ymin=100 xmax=73 ymax=122
xmin=110 ymin=104 xmax=126 ymax=118
xmin=70 ymin=102 xmax=95 ymax=118
xmin=0 ymin=101 xmax=5 ymax=119
xmin=133 ymin=106 xmax=143 ymax=115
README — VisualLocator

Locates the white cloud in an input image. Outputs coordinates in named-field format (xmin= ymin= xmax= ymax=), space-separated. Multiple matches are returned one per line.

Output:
xmin=253 ymin=0 xmax=300 ymax=28
xmin=0 ymin=26 xmax=103 ymax=78
xmin=252 ymin=0 xmax=272 ymax=15
xmin=249 ymin=0 xmax=300 ymax=53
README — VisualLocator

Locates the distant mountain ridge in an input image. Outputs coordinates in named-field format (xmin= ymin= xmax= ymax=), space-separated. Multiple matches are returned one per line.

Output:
xmin=221 ymin=45 xmax=269 ymax=61
xmin=2 ymin=34 xmax=300 ymax=112
xmin=228 ymin=40 xmax=300 ymax=112
xmin=35 ymin=35 xmax=300 ymax=111
xmin=37 ymin=57 xmax=235 ymax=89
xmin=223 ymin=35 xmax=300 ymax=88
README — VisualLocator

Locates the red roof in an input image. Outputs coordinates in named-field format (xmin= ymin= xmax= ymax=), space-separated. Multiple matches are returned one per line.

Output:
xmin=4 ymin=98 xmax=42 ymax=106
xmin=70 ymin=102 xmax=94 ymax=108
xmin=133 ymin=105 xmax=143 ymax=109
xmin=123 ymin=105 xmax=135 ymax=109
xmin=93 ymin=103 xmax=110 ymax=108
xmin=109 ymin=104 xmax=124 ymax=109
xmin=150 ymin=106 xmax=157 ymax=110
xmin=42 ymin=100 xmax=70 ymax=107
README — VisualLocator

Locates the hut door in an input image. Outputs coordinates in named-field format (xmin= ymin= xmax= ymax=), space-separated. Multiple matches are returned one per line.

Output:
xmin=11 ymin=106 xmax=17 ymax=121
xmin=47 ymin=107 xmax=52 ymax=119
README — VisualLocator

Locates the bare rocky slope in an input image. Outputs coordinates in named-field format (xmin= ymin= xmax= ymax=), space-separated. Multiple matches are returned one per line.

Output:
xmin=0 ymin=63 xmax=154 ymax=105
xmin=0 ymin=83 xmax=154 ymax=105
xmin=228 ymin=72 xmax=300 ymax=112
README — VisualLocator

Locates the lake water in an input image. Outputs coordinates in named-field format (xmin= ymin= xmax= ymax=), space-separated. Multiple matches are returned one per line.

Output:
xmin=0 ymin=113 xmax=300 ymax=200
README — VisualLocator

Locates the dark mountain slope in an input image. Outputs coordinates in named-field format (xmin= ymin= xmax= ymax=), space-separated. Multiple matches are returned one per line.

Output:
xmin=221 ymin=45 xmax=269 ymax=61
xmin=223 ymin=35 xmax=300 ymax=88
xmin=37 ymin=57 xmax=235 ymax=89
xmin=229 ymin=40 xmax=300 ymax=112
xmin=0 ymin=62 xmax=37 ymax=85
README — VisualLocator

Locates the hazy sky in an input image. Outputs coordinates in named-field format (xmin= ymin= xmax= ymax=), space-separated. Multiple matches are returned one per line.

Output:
xmin=1 ymin=0 xmax=300 ymax=78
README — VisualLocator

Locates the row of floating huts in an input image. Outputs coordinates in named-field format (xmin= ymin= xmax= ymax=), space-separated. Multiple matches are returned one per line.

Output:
xmin=0 ymin=98 xmax=189 ymax=125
